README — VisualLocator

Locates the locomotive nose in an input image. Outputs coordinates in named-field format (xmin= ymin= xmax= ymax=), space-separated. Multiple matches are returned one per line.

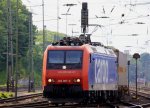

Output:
xmin=46 ymin=70 xmax=82 ymax=84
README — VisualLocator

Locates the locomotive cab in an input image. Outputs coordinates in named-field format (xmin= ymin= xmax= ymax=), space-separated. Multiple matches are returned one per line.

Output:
xmin=42 ymin=45 xmax=89 ymax=101
xmin=42 ymin=44 xmax=126 ymax=103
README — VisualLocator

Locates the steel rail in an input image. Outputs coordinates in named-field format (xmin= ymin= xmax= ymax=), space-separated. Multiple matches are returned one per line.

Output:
xmin=0 ymin=93 xmax=42 ymax=103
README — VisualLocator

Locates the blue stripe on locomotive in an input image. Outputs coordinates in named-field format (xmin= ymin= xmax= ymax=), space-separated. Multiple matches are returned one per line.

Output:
xmin=88 ymin=53 xmax=118 ymax=85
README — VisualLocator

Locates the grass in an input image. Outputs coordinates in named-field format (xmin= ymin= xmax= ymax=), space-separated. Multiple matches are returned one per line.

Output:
xmin=0 ymin=92 xmax=14 ymax=99
xmin=0 ymin=84 xmax=6 ymax=87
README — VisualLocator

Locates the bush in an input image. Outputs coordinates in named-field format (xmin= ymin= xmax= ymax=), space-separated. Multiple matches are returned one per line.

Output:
xmin=0 ymin=92 xmax=14 ymax=99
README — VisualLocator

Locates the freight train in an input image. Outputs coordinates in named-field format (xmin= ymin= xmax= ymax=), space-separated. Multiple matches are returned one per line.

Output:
xmin=42 ymin=36 xmax=128 ymax=103
xmin=42 ymin=2 xmax=127 ymax=104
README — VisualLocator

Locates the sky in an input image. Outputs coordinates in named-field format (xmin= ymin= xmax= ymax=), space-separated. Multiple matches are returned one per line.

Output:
xmin=22 ymin=0 xmax=150 ymax=54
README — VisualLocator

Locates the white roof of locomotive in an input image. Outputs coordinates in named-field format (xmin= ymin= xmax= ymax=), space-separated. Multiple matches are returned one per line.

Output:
xmin=90 ymin=45 xmax=117 ymax=57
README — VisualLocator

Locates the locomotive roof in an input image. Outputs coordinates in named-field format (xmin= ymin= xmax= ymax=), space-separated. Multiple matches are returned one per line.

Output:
xmin=47 ymin=36 xmax=117 ymax=57
xmin=46 ymin=44 xmax=116 ymax=57
xmin=89 ymin=45 xmax=117 ymax=57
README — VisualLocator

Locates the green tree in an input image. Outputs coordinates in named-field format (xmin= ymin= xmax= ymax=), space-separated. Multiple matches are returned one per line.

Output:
xmin=129 ymin=53 xmax=150 ymax=83
xmin=140 ymin=53 xmax=150 ymax=82
xmin=0 ymin=0 xmax=37 ymax=84
xmin=0 ymin=0 xmax=65 ymax=86
xmin=0 ymin=0 xmax=37 ymax=67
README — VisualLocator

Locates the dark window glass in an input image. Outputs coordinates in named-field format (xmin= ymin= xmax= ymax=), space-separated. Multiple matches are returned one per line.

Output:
xmin=66 ymin=51 xmax=82 ymax=64
xmin=48 ymin=51 xmax=64 ymax=64
xmin=47 ymin=50 xmax=83 ymax=69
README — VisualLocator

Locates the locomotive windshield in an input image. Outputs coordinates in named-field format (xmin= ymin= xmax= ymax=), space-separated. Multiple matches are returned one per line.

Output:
xmin=48 ymin=51 xmax=64 ymax=64
xmin=47 ymin=50 xmax=83 ymax=69
xmin=66 ymin=51 xmax=82 ymax=64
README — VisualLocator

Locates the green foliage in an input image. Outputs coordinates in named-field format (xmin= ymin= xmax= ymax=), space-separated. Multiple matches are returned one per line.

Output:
xmin=0 ymin=85 xmax=6 ymax=87
xmin=0 ymin=0 xmax=37 ymax=85
xmin=140 ymin=53 xmax=150 ymax=81
xmin=33 ymin=30 xmax=65 ymax=86
xmin=0 ymin=92 xmax=14 ymax=99
xmin=35 ymin=30 xmax=65 ymax=45
xmin=34 ymin=71 xmax=41 ymax=86
xmin=0 ymin=71 xmax=6 ymax=85
xmin=129 ymin=53 xmax=150 ymax=82
xmin=0 ymin=0 xmax=37 ymax=69
xmin=0 ymin=1 xmax=61 ymax=87
xmin=33 ymin=45 xmax=43 ymax=73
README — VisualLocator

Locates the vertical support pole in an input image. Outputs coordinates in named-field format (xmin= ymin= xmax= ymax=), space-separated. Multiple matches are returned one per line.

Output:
xmin=128 ymin=60 xmax=130 ymax=95
xmin=15 ymin=0 xmax=19 ymax=101
xmin=7 ymin=0 xmax=14 ymax=92
xmin=28 ymin=12 xmax=31 ymax=92
xmin=6 ymin=0 xmax=10 ymax=92
xmin=135 ymin=59 xmax=137 ymax=99
xmin=6 ymin=32 xmax=9 ymax=92
xmin=42 ymin=0 xmax=45 ymax=52
xmin=133 ymin=53 xmax=140 ymax=99
xmin=72 ymin=28 xmax=73 ymax=37
xmin=61 ymin=13 xmax=71 ymax=37
xmin=30 ymin=13 xmax=35 ymax=92
xmin=57 ymin=0 xmax=59 ymax=41
xmin=66 ymin=15 xmax=67 ymax=37
xmin=28 ymin=12 xmax=34 ymax=92
xmin=9 ymin=0 xmax=14 ymax=92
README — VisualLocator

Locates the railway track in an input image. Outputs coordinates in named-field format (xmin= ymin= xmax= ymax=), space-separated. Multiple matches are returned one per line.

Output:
xmin=130 ymin=89 xmax=150 ymax=100
xmin=1 ymin=99 xmax=149 ymax=108
xmin=1 ymin=89 xmax=150 ymax=108
xmin=0 ymin=100 xmax=50 ymax=108
xmin=0 ymin=101 xmax=135 ymax=108
xmin=0 ymin=93 xmax=42 ymax=104
xmin=2 ymin=97 xmax=149 ymax=108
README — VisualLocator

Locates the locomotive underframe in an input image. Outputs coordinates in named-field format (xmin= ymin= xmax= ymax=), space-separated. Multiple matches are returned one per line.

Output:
xmin=43 ymin=84 xmax=121 ymax=103
xmin=43 ymin=84 xmax=82 ymax=98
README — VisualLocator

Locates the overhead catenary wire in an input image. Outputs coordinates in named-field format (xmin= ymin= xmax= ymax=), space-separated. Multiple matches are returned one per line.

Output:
xmin=26 ymin=4 xmax=42 ymax=7
xmin=21 ymin=0 xmax=150 ymax=50
xmin=22 ymin=1 xmax=149 ymax=23
xmin=125 ymin=2 xmax=150 ymax=6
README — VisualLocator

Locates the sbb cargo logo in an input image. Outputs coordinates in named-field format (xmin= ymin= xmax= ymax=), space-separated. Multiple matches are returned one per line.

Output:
xmin=95 ymin=59 xmax=108 ymax=83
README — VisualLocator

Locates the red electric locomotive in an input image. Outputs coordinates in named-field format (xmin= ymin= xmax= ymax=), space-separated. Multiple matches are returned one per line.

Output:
xmin=42 ymin=39 xmax=127 ymax=103
xmin=42 ymin=44 xmax=90 ymax=101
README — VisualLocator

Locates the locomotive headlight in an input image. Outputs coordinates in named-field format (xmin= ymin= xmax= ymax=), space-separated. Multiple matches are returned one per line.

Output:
xmin=48 ymin=79 xmax=55 ymax=83
xmin=73 ymin=78 xmax=81 ymax=83
xmin=48 ymin=79 xmax=52 ymax=82
xmin=76 ymin=79 xmax=80 ymax=82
